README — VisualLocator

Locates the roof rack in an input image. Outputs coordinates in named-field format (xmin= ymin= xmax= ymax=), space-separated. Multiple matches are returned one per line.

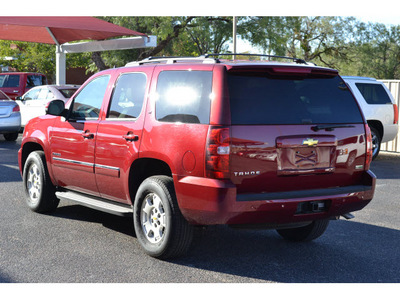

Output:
xmin=125 ymin=53 xmax=307 ymax=67
xmin=125 ymin=56 xmax=217 ymax=66
xmin=202 ymin=53 xmax=307 ymax=64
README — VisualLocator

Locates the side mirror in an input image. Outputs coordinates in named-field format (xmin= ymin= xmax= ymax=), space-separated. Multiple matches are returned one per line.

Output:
xmin=46 ymin=99 xmax=66 ymax=116
xmin=15 ymin=96 xmax=22 ymax=100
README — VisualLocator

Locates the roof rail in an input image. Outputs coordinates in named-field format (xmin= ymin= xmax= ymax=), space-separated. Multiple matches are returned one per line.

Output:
xmin=125 ymin=56 xmax=217 ymax=66
xmin=125 ymin=53 xmax=308 ymax=67
xmin=203 ymin=53 xmax=307 ymax=64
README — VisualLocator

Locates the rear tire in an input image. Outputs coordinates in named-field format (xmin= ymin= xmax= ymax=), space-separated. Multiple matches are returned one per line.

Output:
xmin=3 ymin=132 xmax=18 ymax=141
xmin=133 ymin=176 xmax=193 ymax=259
xmin=370 ymin=126 xmax=381 ymax=160
xmin=276 ymin=219 xmax=329 ymax=242
xmin=23 ymin=151 xmax=59 ymax=213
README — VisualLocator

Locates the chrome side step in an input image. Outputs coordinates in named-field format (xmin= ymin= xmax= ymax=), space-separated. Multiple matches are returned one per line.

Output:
xmin=55 ymin=191 xmax=132 ymax=217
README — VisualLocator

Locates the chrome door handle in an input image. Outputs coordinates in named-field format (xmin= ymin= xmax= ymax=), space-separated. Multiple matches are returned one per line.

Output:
xmin=123 ymin=132 xmax=139 ymax=142
xmin=82 ymin=130 xmax=94 ymax=139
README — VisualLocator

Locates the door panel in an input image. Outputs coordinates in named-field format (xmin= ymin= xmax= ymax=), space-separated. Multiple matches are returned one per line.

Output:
xmin=49 ymin=74 xmax=111 ymax=196
xmin=50 ymin=120 xmax=99 ymax=196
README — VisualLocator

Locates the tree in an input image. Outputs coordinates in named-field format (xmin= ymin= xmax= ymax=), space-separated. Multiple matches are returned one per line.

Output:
xmin=348 ymin=22 xmax=400 ymax=79
xmin=239 ymin=16 xmax=356 ymax=68
xmin=94 ymin=16 xmax=234 ymax=71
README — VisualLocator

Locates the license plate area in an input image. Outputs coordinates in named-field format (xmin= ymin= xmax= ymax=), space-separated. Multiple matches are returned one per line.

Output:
xmin=276 ymin=135 xmax=337 ymax=176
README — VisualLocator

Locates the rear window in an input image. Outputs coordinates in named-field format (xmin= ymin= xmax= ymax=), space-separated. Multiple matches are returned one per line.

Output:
xmin=355 ymin=83 xmax=392 ymax=105
xmin=228 ymin=73 xmax=363 ymax=125
xmin=155 ymin=71 xmax=212 ymax=124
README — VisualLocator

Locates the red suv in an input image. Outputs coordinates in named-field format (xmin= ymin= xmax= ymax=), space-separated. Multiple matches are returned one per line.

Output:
xmin=0 ymin=72 xmax=47 ymax=100
xmin=18 ymin=54 xmax=376 ymax=259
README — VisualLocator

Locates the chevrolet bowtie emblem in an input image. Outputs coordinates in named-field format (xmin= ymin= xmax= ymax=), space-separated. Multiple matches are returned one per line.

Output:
xmin=302 ymin=138 xmax=319 ymax=146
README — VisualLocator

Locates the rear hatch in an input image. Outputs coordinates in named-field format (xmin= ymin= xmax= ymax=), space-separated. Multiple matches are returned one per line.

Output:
xmin=227 ymin=65 xmax=368 ymax=196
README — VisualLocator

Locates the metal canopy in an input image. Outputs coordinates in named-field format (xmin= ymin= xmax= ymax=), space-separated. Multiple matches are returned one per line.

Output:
xmin=0 ymin=17 xmax=156 ymax=84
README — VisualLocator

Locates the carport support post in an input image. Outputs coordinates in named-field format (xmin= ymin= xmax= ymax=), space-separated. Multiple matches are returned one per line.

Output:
xmin=56 ymin=45 xmax=66 ymax=85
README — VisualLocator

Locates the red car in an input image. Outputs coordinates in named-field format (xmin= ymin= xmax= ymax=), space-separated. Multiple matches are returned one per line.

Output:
xmin=0 ymin=72 xmax=47 ymax=100
xmin=18 ymin=54 xmax=376 ymax=259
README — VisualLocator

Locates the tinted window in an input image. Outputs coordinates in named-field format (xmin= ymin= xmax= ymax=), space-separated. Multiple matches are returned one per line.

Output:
xmin=71 ymin=75 xmax=110 ymax=120
xmin=107 ymin=73 xmax=146 ymax=119
xmin=26 ymin=75 xmax=46 ymax=88
xmin=0 ymin=75 xmax=20 ymax=87
xmin=228 ymin=74 xmax=363 ymax=125
xmin=355 ymin=83 xmax=392 ymax=105
xmin=155 ymin=71 xmax=212 ymax=124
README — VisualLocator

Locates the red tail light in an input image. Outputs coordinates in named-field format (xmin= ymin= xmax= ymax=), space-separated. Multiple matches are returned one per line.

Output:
xmin=12 ymin=105 xmax=20 ymax=112
xmin=365 ymin=124 xmax=373 ymax=170
xmin=205 ymin=126 xmax=230 ymax=179
xmin=393 ymin=104 xmax=398 ymax=124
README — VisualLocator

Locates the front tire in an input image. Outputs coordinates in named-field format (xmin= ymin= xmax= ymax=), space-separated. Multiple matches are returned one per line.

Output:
xmin=133 ymin=176 xmax=193 ymax=259
xmin=23 ymin=151 xmax=59 ymax=213
xmin=276 ymin=219 xmax=329 ymax=242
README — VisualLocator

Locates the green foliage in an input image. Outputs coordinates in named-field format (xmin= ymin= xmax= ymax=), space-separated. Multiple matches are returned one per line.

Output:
xmin=2 ymin=16 xmax=400 ymax=80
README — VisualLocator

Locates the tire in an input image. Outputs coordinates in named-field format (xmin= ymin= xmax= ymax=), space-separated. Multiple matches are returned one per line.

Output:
xmin=276 ymin=219 xmax=329 ymax=242
xmin=370 ymin=127 xmax=381 ymax=160
xmin=133 ymin=176 xmax=193 ymax=259
xmin=3 ymin=132 xmax=18 ymax=141
xmin=23 ymin=151 xmax=59 ymax=213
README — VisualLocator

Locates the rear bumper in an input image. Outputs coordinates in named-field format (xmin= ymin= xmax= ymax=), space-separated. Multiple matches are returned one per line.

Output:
xmin=0 ymin=113 xmax=21 ymax=133
xmin=175 ymin=170 xmax=376 ymax=225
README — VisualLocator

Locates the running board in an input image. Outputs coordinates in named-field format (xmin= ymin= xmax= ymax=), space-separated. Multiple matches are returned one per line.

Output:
xmin=55 ymin=191 xmax=133 ymax=217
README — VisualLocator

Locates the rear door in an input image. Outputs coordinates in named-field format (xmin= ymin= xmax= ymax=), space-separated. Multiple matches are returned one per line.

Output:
xmin=227 ymin=67 xmax=367 ymax=197
xmin=94 ymin=68 xmax=152 ymax=204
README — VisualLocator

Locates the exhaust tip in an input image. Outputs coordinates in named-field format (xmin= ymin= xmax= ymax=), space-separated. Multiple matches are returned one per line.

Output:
xmin=341 ymin=213 xmax=355 ymax=220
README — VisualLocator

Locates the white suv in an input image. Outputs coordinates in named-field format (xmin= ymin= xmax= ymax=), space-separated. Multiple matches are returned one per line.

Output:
xmin=343 ymin=76 xmax=399 ymax=159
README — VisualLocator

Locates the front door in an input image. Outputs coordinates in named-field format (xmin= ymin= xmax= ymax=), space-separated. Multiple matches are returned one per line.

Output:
xmin=49 ymin=75 xmax=111 ymax=197
xmin=95 ymin=70 xmax=150 ymax=203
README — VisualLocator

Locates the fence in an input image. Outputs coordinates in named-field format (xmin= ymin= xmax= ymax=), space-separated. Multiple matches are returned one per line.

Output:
xmin=379 ymin=80 xmax=400 ymax=153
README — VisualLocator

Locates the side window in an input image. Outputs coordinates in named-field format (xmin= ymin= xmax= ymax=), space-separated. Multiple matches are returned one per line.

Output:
xmin=107 ymin=73 xmax=146 ymax=119
xmin=0 ymin=75 xmax=20 ymax=87
xmin=23 ymin=88 xmax=40 ymax=100
xmin=70 ymin=75 xmax=110 ymax=120
xmin=37 ymin=88 xmax=50 ymax=100
xmin=355 ymin=83 xmax=392 ymax=105
xmin=26 ymin=75 xmax=44 ymax=88
xmin=155 ymin=71 xmax=212 ymax=124
xmin=46 ymin=90 xmax=54 ymax=100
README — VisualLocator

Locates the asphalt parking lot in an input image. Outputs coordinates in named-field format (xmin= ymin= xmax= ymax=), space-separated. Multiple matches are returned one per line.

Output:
xmin=0 ymin=135 xmax=399 ymax=283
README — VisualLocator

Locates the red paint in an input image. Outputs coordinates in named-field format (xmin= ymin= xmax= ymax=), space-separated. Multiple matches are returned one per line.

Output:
xmin=19 ymin=59 xmax=376 ymax=226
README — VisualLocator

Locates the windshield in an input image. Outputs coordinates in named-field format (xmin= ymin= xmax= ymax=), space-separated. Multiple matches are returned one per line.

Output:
xmin=228 ymin=73 xmax=363 ymax=125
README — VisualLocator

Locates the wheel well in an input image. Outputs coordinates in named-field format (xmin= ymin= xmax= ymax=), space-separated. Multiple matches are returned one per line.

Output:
xmin=21 ymin=142 xmax=44 ymax=171
xmin=128 ymin=158 xmax=173 ymax=204
xmin=367 ymin=120 xmax=383 ymax=139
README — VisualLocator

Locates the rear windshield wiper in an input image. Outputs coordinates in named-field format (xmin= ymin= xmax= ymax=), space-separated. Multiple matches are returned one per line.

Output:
xmin=311 ymin=124 xmax=355 ymax=132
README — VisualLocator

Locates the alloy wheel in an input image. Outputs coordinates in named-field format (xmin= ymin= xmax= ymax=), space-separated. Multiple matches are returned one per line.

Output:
xmin=140 ymin=193 xmax=166 ymax=244
xmin=27 ymin=164 xmax=41 ymax=204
